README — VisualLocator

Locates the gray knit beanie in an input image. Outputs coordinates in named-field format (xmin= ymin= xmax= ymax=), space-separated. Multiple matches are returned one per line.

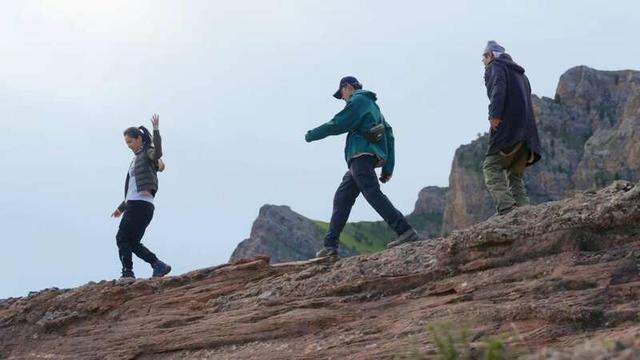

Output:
xmin=484 ymin=40 xmax=505 ymax=56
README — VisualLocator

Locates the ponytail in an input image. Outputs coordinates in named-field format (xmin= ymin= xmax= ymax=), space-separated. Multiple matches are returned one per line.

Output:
xmin=137 ymin=126 xmax=153 ymax=149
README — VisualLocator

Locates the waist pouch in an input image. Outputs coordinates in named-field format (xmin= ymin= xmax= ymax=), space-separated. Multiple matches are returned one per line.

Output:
xmin=363 ymin=123 xmax=385 ymax=143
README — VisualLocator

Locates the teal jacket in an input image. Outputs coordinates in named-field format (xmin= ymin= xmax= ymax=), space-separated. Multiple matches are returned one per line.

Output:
xmin=305 ymin=90 xmax=396 ymax=176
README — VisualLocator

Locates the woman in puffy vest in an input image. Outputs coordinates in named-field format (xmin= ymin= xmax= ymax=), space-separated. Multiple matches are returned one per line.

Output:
xmin=111 ymin=114 xmax=171 ymax=279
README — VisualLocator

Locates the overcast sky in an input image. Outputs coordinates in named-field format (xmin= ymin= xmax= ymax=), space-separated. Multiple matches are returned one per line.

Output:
xmin=1 ymin=0 xmax=638 ymax=298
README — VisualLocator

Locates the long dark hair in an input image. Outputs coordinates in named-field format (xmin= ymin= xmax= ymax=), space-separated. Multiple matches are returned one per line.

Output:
xmin=123 ymin=126 xmax=153 ymax=149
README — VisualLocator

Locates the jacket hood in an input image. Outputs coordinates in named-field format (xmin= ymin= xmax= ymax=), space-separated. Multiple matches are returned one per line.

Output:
xmin=350 ymin=89 xmax=377 ymax=102
xmin=493 ymin=53 xmax=525 ymax=74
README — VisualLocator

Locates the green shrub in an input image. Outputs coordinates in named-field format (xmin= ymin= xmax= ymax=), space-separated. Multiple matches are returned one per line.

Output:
xmin=482 ymin=337 xmax=506 ymax=360
xmin=428 ymin=322 xmax=471 ymax=360
xmin=395 ymin=322 xmax=515 ymax=360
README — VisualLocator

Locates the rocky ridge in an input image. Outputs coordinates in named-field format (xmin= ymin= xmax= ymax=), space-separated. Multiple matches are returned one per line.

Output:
xmin=2 ymin=181 xmax=639 ymax=359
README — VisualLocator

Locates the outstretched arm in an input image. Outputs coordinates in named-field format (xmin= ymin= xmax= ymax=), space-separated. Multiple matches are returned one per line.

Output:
xmin=305 ymin=100 xmax=361 ymax=142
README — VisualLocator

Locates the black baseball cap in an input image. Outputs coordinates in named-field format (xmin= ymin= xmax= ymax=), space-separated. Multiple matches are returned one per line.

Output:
xmin=333 ymin=76 xmax=361 ymax=99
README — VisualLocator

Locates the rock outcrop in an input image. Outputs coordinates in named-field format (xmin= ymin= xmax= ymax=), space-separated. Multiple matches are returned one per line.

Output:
xmin=407 ymin=185 xmax=448 ymax=238
xmin=411 ymin=186 xmax=448 ymax=217
xmin=3 ymin=181 xmax=639 ymax=359
xmin=442 ymin=66 xmax=640 ymax=233
xmin=230 ymin=205 xmax=356 ymax=263
xmin=231 ymin=186 xmax=448 ymax=263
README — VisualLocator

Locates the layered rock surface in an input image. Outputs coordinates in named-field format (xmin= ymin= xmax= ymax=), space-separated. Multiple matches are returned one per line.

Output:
xmin=2 ymin=181 xmax=639 ymax=359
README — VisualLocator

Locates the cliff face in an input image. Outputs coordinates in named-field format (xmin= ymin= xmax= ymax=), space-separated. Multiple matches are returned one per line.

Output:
xmin=441 ymin=66 xmax=640 ymax=233
xmin=441 ymin=137 xmax=494 ymax=233
xmin=2 ymin=182 xmax=640 ymax=359
xmin=559 ymin=67 xmax=640 ymax=189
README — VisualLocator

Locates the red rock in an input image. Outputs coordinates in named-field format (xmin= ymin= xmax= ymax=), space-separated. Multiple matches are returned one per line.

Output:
xmin=1 ymin=181 xmax=640 ymax=359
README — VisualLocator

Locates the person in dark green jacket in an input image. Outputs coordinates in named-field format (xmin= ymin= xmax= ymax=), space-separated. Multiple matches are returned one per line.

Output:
xmin=306 ymin=76 xmax=419 ymax=257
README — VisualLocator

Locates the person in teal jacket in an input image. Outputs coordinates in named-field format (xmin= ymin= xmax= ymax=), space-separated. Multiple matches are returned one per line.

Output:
xmin=306 ymin=76 xmax=419 ymax=257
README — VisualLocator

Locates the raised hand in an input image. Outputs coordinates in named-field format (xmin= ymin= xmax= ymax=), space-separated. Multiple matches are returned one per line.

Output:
xmin=151 ymin=114 xmax=160 ymax=130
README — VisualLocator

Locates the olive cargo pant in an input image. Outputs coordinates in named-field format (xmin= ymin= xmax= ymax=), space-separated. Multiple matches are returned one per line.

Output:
xmin=483 ymin=142 xmax=531 ymax=214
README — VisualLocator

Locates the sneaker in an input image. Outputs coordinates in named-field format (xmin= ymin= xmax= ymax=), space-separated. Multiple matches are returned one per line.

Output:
xmin=151 ymin=260 xmax=172 ymax=278
xmin=315 ymin=247 xmax=338 ymax=258
xmin=387 ymin=229 xmax=420 ymax=248
xmin=121 ymin=269 xmax=135 ymax=279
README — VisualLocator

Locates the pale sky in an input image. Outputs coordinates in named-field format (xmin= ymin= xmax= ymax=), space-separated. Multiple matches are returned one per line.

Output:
xmin=1 ymin=0 xmax=638 ymax=298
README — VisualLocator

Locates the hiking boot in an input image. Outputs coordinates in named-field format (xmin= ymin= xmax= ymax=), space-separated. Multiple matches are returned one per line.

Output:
xmin=497 ymin=205 xmax=516 ymax=216
xmin=315 ymin=247 xmax=338 ymax=258
xmin=151 ymin=260 xmax=172 ymax=278
xmin=387 ymin=229 xmax=420 ymax=249
xmin=121 ymin=269 xmax=135 ymax=279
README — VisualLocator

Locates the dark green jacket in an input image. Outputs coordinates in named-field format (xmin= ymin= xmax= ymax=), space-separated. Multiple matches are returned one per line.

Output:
xmin=117 ymin=130 xmax=163 ymax=212
xmin=305 ymin=90 xmax=396 ymax=176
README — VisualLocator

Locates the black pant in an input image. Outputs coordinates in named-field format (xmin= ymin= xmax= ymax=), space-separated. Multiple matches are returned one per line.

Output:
xmin=324 ymin=155 xmax=411 ymax=249
xmin=116 ymin=200 xmax=159 ymax=271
